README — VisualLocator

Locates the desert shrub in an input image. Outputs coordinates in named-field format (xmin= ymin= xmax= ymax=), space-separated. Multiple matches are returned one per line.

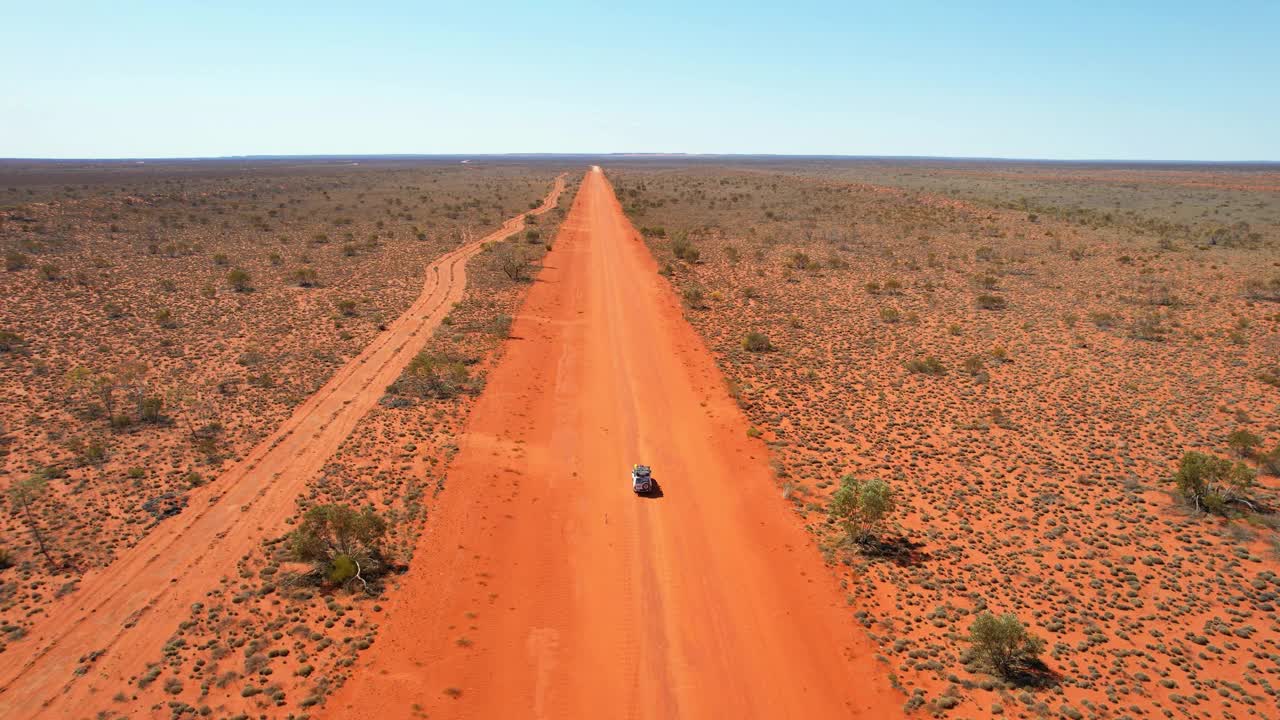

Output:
xmin=138 ymin=397 xmax=164 ymax=423
xmin=682 ymin=286 xmax=706 ymax=309
xmin=883 ymin=278 xmax=903 ymax=294
xmin=968 ymin=612 xmax=1046 ymax=678
xmin=524 ymin=229 xmax=541 ymax=244
xmin=828 ymin=476 xmax=896 ymax=544
xmin=1243 ymin=275 xmax=1280 ymax=302
xmin=742 ymin=332 xmax=773 ymax=352
xmin=0 ymin=330 xmax=22 ymax=352
xmin=0 ymin=547 xmax=11 ymax=570
xmin=905 ymin=356 xmax=945 ymax=375
xmin=4 ymin=251 xmax=28 ymax=272
xmin=392 ymin=349 xmax=472 ymax=399
xmin=864 ymin=281 xmax=881 ymax=295
xmin=497 ymin=246 xmax=531 ymax=282
xmin=39 ymin=263 xmax=60 ymax=281
xmin=976 ymin=294 xmax=1007 ymax=310
xmin=336 ymin=299 xmax=357 ymax=317
xmin=1261 ymin=444 xmax=1280 ymax=476
xmin=226 ymin=268 xmax=252 ymax=292
xmin=670 ymin=234 xmax=699 ymax=262
xmin=153 ymin=308 xmax=177 ymax=328
xmin=290 ymin=267 xmax=319 ymax=287
xmin=1089 ymin=311 xmax=1119 ymax=329
xmin=289 ymin=504 xmax=388 ymax=589
xmin=1227 ymin=429 xmax=1263 ymax=458
xmin=879 ymin=306 xmax=901 ymax=323
xmin=489 ymin=314 xmax=513 ymax=337
xmin=1169 ymin=451 xmax=1256 ymax=514
xmin=975 ymin=245 xmax=996 ymax=262
xmin=212 ymin=253 xmax=229 ymax=266
xmin=787 ymin=251 xmax=812 ymax=270
xmin=963 ymin=355 xmax=986 ymax=375
xmin=1130 ymin=311 xmax=1167 ymax=341
xmin=1256 ymin=365 xmax=1280 ymax=388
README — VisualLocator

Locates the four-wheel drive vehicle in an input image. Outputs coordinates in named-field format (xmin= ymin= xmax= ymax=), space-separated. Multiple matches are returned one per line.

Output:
xmin=631 ymin=464 xmax=653 ymax=494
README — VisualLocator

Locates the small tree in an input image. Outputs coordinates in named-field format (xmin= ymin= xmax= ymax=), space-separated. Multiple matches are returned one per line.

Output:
xmin=8 ymin=473 xmax=56 ymax=569
xmin=1227 ymin=429 xmax=1263 ymax=458
xmin=289 ymin=504 xmax=388 ymax=590
xmin=497 ymin=247 xmax=531 ymax=282
xmin=1170 ymin=451 xmax=1256 ymax=514
xmin=968 ymin=612 xmax=1046 ymax=677
xmin=828 ymin=476 xmax=897 ymax=545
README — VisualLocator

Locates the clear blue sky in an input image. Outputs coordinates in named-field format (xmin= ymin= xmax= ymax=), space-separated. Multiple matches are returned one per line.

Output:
xmin=2 ymin=1 xmax=1276 ymax=160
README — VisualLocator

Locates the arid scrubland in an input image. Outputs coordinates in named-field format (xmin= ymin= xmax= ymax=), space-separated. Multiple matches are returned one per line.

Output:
xmin=614 ymin=161 xmax=1280 ymax=719
xmin=0 ymin=159 xmax=571 ymax=716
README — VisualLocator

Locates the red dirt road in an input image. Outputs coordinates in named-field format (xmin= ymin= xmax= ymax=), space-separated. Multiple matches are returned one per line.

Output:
xmin=325 ymin=169 xmax=900 ymax=718
xmin=0 ymin=176 xmax=565 ymax=718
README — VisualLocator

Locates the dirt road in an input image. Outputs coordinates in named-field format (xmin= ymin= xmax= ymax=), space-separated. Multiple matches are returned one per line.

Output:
xmin=325 ymin=168 xmax=900 ymax=718
xmin=0 ymin=176 xmax=565 ymax=717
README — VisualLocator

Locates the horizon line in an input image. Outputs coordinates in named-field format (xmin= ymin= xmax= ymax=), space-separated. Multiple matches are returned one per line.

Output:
xmin=2 ymin=152 xmax=1278 ymax=166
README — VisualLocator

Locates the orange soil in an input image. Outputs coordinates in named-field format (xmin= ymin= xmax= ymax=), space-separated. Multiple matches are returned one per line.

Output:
xmin=323 ymin=169 xmax=901 ymax=719
xmin=0 ymin=176 xmax=565 ymax=717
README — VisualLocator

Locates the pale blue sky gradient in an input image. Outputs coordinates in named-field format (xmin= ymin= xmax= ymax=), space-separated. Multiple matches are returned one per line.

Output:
xmin=2 ymin=1 xmax=1276 ymax=160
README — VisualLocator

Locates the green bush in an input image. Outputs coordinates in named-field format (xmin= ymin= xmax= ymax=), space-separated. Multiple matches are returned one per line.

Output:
xmin=968 ymin=612 xmax=1046 ymax=677
xmin=227 ymin=268 xmax=252 ymax=292
xmin=828 ymin=476 xmax=896 ymax=544
xmin=742 ymin=332 xmax=773 ymax=352
xmin=1169 ymin=451 xmax=1256 ymax=514
xmin=393 ymin=349 xmax=473 ymax=399
xmin=289 ymin=504 xmax=388 ymax=590
xmin=1227 ymin=429 xmax=1262 ymax=458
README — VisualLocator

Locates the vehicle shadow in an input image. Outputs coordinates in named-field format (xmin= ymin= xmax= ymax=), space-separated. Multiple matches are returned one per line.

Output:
xmin=638 ymin=478 xmax=664 ymax=499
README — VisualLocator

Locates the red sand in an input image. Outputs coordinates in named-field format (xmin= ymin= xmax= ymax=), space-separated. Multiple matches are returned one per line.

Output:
xmin=322 ymin=168 xmax=901 ymax=719
xmin=0 ymin=177 xmax=565 ymax=717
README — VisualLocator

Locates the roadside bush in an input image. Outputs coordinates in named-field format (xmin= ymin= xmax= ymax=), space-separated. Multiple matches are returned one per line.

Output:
xmin=497 ymin=246 xmax=531 ymax=282
xmin=671 ymin=234 xmax=700 ymax=263
xmin=1169 ymin=451 xmax=1256 ymax=514
xmin=392 ymin=349 xmax=472 ymax=399
xmin=682 ymin=286 xmax=706 ymax=309
xmin=742 ymin=332 xmax=773 ymax=352
xmin=288 ymin=504 xmax=388 ymax=589
xmin=968 ymin=612 xmax=1046 ymax=678
xmin=828 ymin=476 xmax=896 ymax=544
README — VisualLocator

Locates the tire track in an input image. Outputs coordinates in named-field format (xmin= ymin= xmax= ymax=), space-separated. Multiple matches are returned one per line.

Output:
xmin=0 ymin=175 xmax=566 ymax=717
